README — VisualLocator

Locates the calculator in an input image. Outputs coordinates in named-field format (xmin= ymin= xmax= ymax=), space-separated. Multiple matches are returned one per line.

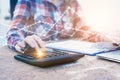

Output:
xmin=14 ymin=49 xmax=84 ymax=67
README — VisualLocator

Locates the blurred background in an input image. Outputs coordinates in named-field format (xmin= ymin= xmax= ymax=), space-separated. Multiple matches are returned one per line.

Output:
xmin=0 ymin=0 xmax=120 ymax=47
xmin=0 ymin=0 xmax=11 ymax=47
xmin=79 ymin=0 xmax=120 ymax=38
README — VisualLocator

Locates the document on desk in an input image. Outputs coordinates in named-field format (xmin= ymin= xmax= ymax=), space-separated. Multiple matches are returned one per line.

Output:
xmin=46 ymin=40 xmax=119 ymax=56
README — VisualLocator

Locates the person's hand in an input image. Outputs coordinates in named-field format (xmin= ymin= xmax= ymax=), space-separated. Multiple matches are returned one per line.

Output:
xmin=15 ymin=35 xmax=46 ymax=54
xmin=92 ymin=42 xmax=119 ymax=50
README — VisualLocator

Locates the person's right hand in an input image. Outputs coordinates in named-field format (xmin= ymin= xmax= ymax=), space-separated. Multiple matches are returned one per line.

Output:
xmin=15 ymin=35 xmax=46 ymax=54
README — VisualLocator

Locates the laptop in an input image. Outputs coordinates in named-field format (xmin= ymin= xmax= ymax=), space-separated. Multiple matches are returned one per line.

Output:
xmin=97 ymin=50 xmax=120 ymax=62
xmin=46 ymin=40 xmax=118 ymax=56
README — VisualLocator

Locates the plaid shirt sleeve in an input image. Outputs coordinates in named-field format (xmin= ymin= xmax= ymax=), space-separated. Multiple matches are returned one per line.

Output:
xmin=6 ymin=0 xmax=30 ymax=50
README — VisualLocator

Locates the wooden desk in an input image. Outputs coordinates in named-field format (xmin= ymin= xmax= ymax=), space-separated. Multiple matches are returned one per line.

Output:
xmin=0 ymin=46 xmax=120 ymax=80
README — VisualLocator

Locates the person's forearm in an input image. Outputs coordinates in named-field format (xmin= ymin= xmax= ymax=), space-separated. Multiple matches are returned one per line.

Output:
xmin=7 ymin=29 xmax=25 ymax=51
xmin=79 ymin=27 xmax=110 ymax=42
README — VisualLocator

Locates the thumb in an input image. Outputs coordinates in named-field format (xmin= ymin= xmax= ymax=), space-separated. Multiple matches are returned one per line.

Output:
xmin=15 ymin=44 xmax=24 ymax=54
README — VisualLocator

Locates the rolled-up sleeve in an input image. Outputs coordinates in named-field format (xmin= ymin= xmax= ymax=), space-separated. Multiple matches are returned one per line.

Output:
xmin=6 ymin=0 xmax=30 ymax=50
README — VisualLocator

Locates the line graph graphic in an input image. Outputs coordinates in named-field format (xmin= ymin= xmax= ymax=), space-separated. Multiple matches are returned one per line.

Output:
xmin=0 ymin=6 xmax=120 ymax=45
xmin=20 ymin=6 xmax=89 ymax=38
xmin=19 ymin=6 xmax=120 ymax=43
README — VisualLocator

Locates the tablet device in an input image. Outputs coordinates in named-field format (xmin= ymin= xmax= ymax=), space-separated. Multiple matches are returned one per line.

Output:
xmin=97 ymin=50 xmax=120 ymax=62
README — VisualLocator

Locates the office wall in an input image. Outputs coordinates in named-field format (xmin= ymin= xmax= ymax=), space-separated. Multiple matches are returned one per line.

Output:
xmin=79 ymin=0 xmax=120 ymax=39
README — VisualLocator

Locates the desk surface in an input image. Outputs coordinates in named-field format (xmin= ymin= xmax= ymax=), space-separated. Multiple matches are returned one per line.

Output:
xmin=0 ymin=46 xmax=120 ymax=80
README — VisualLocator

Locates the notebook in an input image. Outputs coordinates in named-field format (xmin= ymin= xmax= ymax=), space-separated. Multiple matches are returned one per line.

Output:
xmin=46 ymin=40 xmax=118 ymax=56
xmin=97 ymin=50 xmax=120 ymax=62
